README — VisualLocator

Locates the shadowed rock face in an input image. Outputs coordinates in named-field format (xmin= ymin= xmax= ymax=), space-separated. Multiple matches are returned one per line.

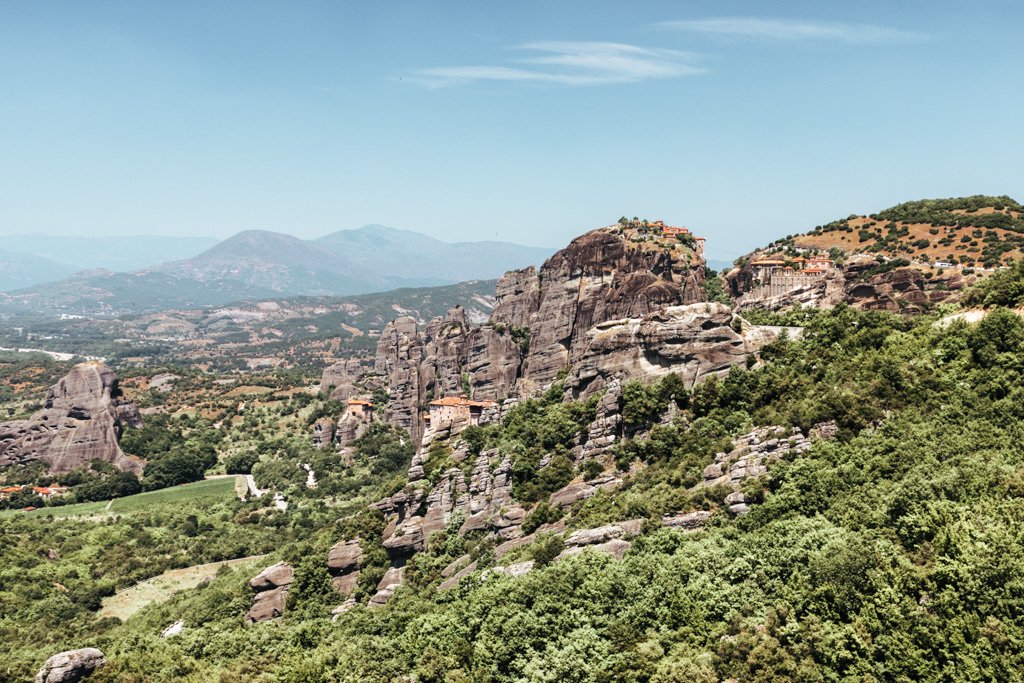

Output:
xmin=0 ymin=362 xmax=142 ymax=475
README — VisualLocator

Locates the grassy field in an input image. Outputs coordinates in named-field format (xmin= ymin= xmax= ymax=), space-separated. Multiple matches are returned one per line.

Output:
xmin=0 ymin=476 xmax=241 ymax=519
xmin=98 ymin=554 xmax=268 ymax=621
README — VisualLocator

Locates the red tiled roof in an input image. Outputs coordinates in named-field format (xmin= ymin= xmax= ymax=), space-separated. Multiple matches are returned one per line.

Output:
xmin=347 ymin=399 xmax=374 ymax=406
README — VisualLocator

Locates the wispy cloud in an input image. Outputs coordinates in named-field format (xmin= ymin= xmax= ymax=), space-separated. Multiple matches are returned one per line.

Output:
xmin=412 ymin=41 xmax=704 ymax=88
xmin=659 ymin=17 xmax=928 ymax=45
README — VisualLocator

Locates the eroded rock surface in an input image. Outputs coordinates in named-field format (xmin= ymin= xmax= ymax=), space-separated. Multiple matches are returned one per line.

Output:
xmin=0 ymin=362 xmax=143 ymax=474
xmin=698 ymin=426 xmax=812 ymax=515
xmin=519 ymin=228 xmax=706 ymax=387
xmin=565 ymin=303 xmax=773 ymax=399
xmin=245 ymin=562 xmax=293 ymax=623
xmin=35 ymin=648 xmax=106 ymax=683
xmin=327 ymin=539 xmax=362 ymax=597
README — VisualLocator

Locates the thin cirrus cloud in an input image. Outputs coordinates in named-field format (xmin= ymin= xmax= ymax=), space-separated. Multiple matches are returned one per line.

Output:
xmin=659 ymin=17 xmax=929 ymax=45
xmin=412 ymin=41 xmax=704 ymax=88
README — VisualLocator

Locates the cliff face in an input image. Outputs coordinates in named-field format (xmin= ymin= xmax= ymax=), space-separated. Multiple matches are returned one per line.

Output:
xmin=318 ymin=224 xmax=708 ymax=446
xmin=728 ymin=254 xmax=974 ymax=314
xmin=564 ymin=303 xmax=769 ymax=399
xmin=0 ymin=362 xmax=143 ymax=474
xmin=518 ymin=228 xmax=706 ymax=386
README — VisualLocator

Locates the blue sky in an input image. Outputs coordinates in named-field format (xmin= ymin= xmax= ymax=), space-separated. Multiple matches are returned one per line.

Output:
xmin=1 ymin=1 xmax=1021 ymax=261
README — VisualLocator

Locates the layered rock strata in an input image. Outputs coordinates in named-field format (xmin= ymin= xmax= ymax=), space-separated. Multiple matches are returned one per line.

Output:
xmin=0 ymin=362 xmax=143 ymax=475
xmin=245 ymin=562 xmax=293 ymax=623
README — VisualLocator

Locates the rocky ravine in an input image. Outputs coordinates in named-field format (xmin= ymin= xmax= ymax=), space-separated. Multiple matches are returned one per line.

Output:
xmin=0 ymin=362 xmax=143 ymax=475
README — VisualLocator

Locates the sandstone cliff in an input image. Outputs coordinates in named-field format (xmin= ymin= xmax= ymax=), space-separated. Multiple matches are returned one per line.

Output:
xmin=510 ymin=227 xmax=706 ymax=387
xmin=0 ymin=362 xmax=143 ymax=475
xmin=728 ymin=254 xmax=973 ymax=314
xmin=319 ymin=224 xmax=708 ymax=443
xmin=564 ymin=303 xmax=766 ymax=399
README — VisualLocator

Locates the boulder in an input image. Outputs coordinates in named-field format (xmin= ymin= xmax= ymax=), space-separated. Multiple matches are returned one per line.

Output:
xmin=549 ymin=481 xmax=597 ymax=508
xmin=438 ymin=560 xmax=478 ymax=591
xmin=662 ymin=510 xmax=712 ymax=530
xmin=249 ymin=561 xmax=293 ymax=591
xmin=327 ymin=540 xmax=362 ymax=573
xmin=312 ymin=417 xmax=335 ymax=449
xmin=565 ymin=519 xmax=644 ymax=547
xmin=35 ymin=648 xmax=106 ymax=683
xmin=245 ymin=562 xmax=294 ymax=623
xmin=492 ymin=560 xmax=535 ymax=578
xmin=368 ymin=566 xmax=404 ymax=608
xmin=556 ymin=539 xmax=632 ymax=563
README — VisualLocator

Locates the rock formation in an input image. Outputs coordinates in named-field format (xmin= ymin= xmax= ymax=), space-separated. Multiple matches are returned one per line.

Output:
xmin=697 ymin=426 xmax=812 ymax=515
xmin=515 ymin=228 xmax=706 ymax=387
xmin=35 ymin=648 xmax=106 ymax=683
xmin=319 ymin=359 xmax=372 ymax=400
xmin=0 ymin=362 xmax=143 ymax=475
xmin=312 ymin=417 xmax=335 ymax=449
xmin=728 ymin=253 xmax=974 ymax=313
xmin=564 ymin=303 xmax=771 ymax=399
xmin=318 ymin=224 xmax=708 ymax=446
xmin=326 ymin=539 xmax=362 ymax=597
xmin=245 ymin=562 xmax=293 ymax=623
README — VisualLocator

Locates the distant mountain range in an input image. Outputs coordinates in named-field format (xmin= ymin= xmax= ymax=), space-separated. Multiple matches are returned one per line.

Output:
xmin=0 ymin=225 xmax=553 ymax=314
xmin=0 ymin=234 xmax=219 ymax=280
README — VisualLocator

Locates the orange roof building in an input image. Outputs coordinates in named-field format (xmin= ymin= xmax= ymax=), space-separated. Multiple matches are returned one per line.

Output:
xmin=428 ymin=395 xmax=498 ymax=428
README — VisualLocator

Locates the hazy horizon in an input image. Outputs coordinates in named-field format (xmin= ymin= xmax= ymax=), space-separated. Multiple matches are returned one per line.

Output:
xmin=2 ymin=0 xmax=1022 ymax=265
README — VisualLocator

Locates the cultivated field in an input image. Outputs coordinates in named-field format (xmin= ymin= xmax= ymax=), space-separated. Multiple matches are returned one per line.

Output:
xmin=0 ymin=476 xmax=241 ymax=519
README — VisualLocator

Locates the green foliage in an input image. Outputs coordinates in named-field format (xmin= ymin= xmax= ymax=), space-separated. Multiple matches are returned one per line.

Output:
xmin=529 ymin=532 xmax=565 ymax=566
xmin=703 ymin=267 xmax=734 ymax=305
xmin=620 ymin=373 xmax=687 ymax=433
xmin=521 ymin=501 xmax=564 ymax=534
xmin=224 ymin=451 xmax=259 ymax=475
xmin=287 ymin=554 xmax=337 ymax=617
xmin=877 ymin=194 xmax=1024 ymax=230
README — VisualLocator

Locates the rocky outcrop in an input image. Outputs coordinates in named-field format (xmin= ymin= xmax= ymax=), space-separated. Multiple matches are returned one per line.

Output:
xmin=698 ymin=426 xmax=812 ymax=515
xmin=491 ymin=267 xmax=541 ymax=329
xmin=375 ymin=316 xmax=425 ymax=438
xmin=312 ymin=417 xmax=335 ymax=449
xmin=368 ymin=566 xmax=403 ymax=608
xmin=565 ymin=303 xmax=773 ymax=399
xmin=520 ymin=228 xmax=706 ymax=386
xmin=729 ymin=254 xmax=974 ymax=314
xmin=327 ymin=540 xmax=362 ymax=596
xmin=319 ymin=359 xmax=372 ymax=400
xmin=376 ymin=450 xmax=526 ymax=557
xmin=35 ymin=648 xmax=106 ymax=683
xmin=662 ymin=510 xmax=712 ymax=530
xmin=0 ymin=362 xmax=142 ymax=475
xmin=245 ymin=562 xmax=293 ymax=623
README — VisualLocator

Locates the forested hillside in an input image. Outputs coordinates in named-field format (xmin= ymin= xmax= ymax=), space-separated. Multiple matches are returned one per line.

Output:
xmin=6 ymin=263 xmax=1024 ymax=680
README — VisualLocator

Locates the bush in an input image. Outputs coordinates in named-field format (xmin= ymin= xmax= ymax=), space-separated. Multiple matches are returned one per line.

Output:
xmin=225 ymin=451 xmax=260 ymax=475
